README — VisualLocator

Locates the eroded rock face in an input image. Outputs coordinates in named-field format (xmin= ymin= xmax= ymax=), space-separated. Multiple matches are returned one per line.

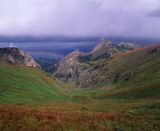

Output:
xmin=0 ymin=47 xmax=40 ymax=68
xmin=92 ymin=40 xmax=112 ymax=52
xmin=52 ymin=40 xmax=141 ymax=88
xmin=53 ymin=50 xmax=85 ymax=83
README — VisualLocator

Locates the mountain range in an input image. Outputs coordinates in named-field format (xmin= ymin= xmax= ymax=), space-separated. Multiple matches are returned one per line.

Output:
xmin=52 ymin=40 xmax=141 ymax=87
xmin=0 ymin=40 xmax=160 ymax=131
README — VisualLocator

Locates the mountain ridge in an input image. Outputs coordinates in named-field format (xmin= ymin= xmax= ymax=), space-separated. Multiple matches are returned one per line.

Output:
xmin=0 ymin=47 xmax=40 ymax=68
xmin=0 ymin=42 xmax=160 ymax=131
xmin=52 ymin=40 xmax=141 ymax=87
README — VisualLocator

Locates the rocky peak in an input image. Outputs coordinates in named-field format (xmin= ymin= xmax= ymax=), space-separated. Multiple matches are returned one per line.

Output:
xmin=0 ymin=47 xmax=40 ymax=68
xmin=53 ymin=50 xmax=83 ymax=83
xmin=51 ymin=40 xmax=141 ymax=87
xmin=92 ymin=40 xmax=112 ymax=53
xmin=65 ymin=50 xmax=83 ymax=60
xmin=59 ymin=50 xmax=83 ymax=67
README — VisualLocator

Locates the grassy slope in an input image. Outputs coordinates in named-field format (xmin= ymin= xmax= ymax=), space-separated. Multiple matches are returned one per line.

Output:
xmin=0 ymin=64 xmax=67 ymax=104
xmin=0 ymin=45 xmax=160 ymax=130
xmin=86 ymin=45 xmax=160 ymax=99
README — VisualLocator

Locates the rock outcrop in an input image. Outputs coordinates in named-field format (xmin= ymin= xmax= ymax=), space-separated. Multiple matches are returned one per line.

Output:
xmin=52 ymin=40 xmax=140 ymax=87
xmin=0 ymin=47 xmax=40 ymax=68
xmin=53 ymin=50 xmax=84 ymax=83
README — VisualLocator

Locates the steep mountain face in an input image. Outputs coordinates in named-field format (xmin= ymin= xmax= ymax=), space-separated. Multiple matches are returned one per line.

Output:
xmin=52 ymin=40 xmax=140 ymax=87
xmin=0 ymin=47 xmax=40 ymax=68
xmin=78 ymin=40 xmax=120 ymax=62
xmin=53 ymin=50 xmax=86 ymax=85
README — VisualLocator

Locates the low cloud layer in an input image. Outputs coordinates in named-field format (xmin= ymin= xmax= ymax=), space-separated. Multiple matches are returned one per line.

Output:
xmin=0 ymin=0 xmax=160 ymax=39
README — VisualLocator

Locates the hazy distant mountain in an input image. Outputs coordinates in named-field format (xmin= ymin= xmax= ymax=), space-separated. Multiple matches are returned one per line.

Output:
xmin=0 ymin=35 xmax=160 ymax=45
xmin=118 ymin=42 xmax=141 ymax=50
xmin=34 ymin=57 xmax=59 ymax=72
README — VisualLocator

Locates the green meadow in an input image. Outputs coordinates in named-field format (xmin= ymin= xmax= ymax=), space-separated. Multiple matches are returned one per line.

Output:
xmin=0 ymin=45 xmax=160 ymax=131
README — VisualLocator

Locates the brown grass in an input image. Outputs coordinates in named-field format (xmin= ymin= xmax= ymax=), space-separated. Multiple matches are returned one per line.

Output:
xmin=0 ymin=104 xmax=159 ymax=131
xmin=111 ymin=44 xmax=160 ymax=60
xmin=0 ymin=104 xmax=119 ymax=131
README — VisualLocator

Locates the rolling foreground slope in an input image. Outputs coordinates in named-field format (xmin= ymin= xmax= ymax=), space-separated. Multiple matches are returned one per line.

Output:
xmin=0 ymin=47 xmax=67 ymax=103
xmin=0 ymin=45 xmax=160 ymax=131
xmin=0 ymin=64 xmax=66 ymax=104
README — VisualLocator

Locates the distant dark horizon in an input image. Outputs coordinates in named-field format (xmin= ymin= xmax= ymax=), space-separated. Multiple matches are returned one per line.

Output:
xmin=0 ymin=35 xmax=160 ymax=45
xmin=0 ymin=35 xmax=160 ymax=60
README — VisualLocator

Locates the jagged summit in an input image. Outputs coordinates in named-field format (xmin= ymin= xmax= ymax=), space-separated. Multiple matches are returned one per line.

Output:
xmin=52 ymin=40 xmax=142 ymax=87
xmin=65 ymin=49 xmax=83 ymax=59
xmin=92 ymin=39 xmax=112 ymax=53
xmin=53 ymin=49 xmax=83 ymax=82
xmin=0 ymin=47 xmax=40 ymax=68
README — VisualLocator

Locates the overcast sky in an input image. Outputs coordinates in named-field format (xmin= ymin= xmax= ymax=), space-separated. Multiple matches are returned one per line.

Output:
xmin=0 ymin=0 xmax=160 ymax=39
